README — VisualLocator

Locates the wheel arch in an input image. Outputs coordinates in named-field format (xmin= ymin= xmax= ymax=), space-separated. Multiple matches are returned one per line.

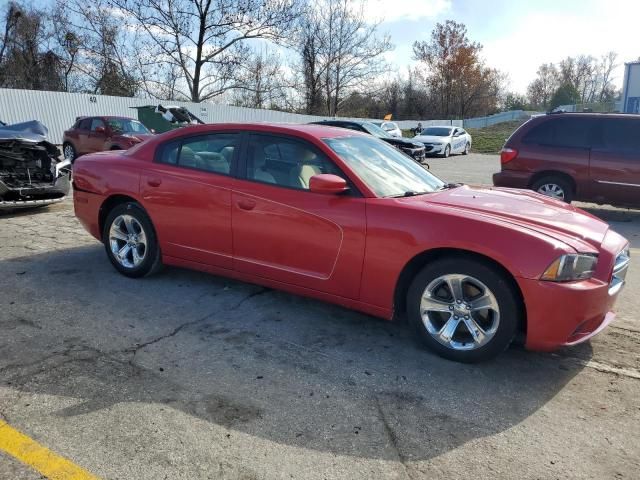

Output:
xmin=393 ymin=247 xmax=527 ymax=336
xmin=529 ymin=170 xmax=576 ymax=194
xmin=98 ymin=194 xmax=151 ymax=241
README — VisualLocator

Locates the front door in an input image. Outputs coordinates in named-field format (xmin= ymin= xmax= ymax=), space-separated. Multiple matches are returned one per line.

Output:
xmin=590 ymin=117 xmax=640 ymax=207
xmin=231 ymin=133 xmax=366 ymax=300
xmin=140 ymin=132 xmax=240 ymax=269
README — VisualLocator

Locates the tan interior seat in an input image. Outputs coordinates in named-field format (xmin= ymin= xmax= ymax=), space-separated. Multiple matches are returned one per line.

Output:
xmin=251 ymin=148 xmax=276 ymax=184
xmin=289 ymin=164 xmax=322 ymax=189
xmin=179 ymin=146 xmax=196 ymax=168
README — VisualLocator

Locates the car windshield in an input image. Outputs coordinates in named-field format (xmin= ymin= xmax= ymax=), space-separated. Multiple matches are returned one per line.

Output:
xmin=107 ymin=119 xmax=150 ymax=134
xmin=324 ymin=136 xmax=445 ymax=197
xmin=360 ymin=122 xmax=392 ymax=139
xmin=421 ymin=127 xmax=452 ymax=137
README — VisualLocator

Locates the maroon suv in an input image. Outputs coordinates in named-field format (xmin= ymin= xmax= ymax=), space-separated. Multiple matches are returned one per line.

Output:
xmin=493 ymin=113 xmax=640 ymax=208
xmin=62 ymin=116 xmax=153 ymax=162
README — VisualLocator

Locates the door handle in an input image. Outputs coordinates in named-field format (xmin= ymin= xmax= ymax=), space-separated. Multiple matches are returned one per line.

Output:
xmin=237 ymin=199 xmax=256 ymax=211
xmin=147 ymin=178 xmax=162 ymax=187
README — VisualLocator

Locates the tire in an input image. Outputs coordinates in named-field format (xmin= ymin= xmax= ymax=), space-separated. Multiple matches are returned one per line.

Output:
xmin=442 ymin=144 xmax=451 ymax=158
xmin=111 ymin=145 xmax=123 ymax=150
xmin=406 ymin=257 xmax=520 ymax=363
xmin=463 ymin=142 xmax=470 ymax=155
xmin=531 ymin=176 xmax=573 ymax=203
xmin=63 ymin=142 xmax=76 ymax=162
xmin=102 ymin=202 xmax=162 ymax=278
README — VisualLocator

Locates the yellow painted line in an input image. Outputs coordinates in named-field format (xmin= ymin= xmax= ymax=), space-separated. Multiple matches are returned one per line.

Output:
xmin=0 ymin=420 xmax=101 ymax=480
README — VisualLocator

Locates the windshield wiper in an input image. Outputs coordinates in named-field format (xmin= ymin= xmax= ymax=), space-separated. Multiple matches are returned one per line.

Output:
xmin=388 ymin=190 xmax=431 ymax=198
xmin=437 ymin=182 xmax=462 ymax=191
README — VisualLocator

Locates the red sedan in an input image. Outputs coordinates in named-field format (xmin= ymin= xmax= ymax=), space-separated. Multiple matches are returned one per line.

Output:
xmin=73 ymin=123 xmax=630 ymax=362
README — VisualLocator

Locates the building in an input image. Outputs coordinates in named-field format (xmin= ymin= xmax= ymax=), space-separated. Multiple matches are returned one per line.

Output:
xmin=621 ymin=61 xmax=640 ymax=114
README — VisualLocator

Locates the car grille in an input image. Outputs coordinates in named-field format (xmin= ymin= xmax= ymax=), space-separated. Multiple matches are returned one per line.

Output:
xmin=609 ymin=247 xmax=630 ymax=295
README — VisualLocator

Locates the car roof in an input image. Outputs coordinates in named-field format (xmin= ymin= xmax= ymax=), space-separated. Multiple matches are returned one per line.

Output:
xmin=136 ymin=123 xmax=367 ymax=148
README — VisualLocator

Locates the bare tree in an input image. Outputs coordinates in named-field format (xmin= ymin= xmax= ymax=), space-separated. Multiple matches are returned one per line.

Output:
xmin=231 ymin=49 xmax=288 ymax=109
xmin=109 ymin=0 xmax=303 ymax=102
xmin=55 ymin=0 xmax=139 ymax=96
xmin=527 ymin=63 xmax=559 ymax=109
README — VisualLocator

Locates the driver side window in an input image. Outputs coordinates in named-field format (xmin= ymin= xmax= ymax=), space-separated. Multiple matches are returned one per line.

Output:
xmin=246 ymin=134 xmax=343 ymax=190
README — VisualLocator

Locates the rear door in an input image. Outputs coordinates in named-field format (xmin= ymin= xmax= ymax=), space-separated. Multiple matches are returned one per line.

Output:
xmin=75 ymin=118 xmax=92 ymax=155
xmin=589 ymin=117 xmax=640 ymax=206
xmin=231 ymin=133 xmax=367 ymax=299
xmin=87 ymin=118 xmax=108 ymax=153
xmin=140 ymin=132 xmax=239 ymax=269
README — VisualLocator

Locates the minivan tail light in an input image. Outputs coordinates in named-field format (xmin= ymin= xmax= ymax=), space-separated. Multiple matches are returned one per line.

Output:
xmin=500 ymin=148 xmax=518 ymax=164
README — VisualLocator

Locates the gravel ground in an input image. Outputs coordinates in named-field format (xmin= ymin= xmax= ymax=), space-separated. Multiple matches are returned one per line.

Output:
xmin=0 ymin=153 xmax=638 ymax=479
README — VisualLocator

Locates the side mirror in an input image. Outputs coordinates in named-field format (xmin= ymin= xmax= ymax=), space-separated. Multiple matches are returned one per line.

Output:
xmin=150 ymin=128 xmax=156 ymax=134
xmin=309 ymin=174 xmax=349 ymax=195
xmin=94 ymin=126 xmax=106 ymax=134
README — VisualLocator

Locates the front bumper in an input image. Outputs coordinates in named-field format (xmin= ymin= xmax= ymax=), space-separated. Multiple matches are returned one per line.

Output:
xmin=0 ymin=173 xmax=70 ymax=208
xmin=423 ymin=144 xmax=446 ymax=155
xmin=401 ymin=147 xmax=426 ymax=162
xmin=521 ymin=230 xmax=629 ymax=351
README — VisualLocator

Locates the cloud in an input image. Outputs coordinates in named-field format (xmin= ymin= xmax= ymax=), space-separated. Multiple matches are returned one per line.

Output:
xmin=361 ymin=0 xmax=452 ymax=24
xmin=480 ymin=0 xmax=640 ymax=93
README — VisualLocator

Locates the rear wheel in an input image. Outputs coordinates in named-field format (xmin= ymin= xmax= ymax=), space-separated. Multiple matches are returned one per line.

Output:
xmin=406 ymin=257 xmax=520 ymax=363
xmin=532 ymin=176 xmax=573 ymax=203
xmin=103 ymin=202 xmax=161 ymax=278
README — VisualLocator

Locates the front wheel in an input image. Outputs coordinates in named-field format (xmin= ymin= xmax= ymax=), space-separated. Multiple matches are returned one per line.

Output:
xmin=463 ymin=142 xmax=470 ymax=155
xmin=406 ymin=257 xmax=520 ymax=363
xmin=442 ymin=145 xmax=451 ymax=158
xmin=103 ymin=202 xmax=161 ymax=278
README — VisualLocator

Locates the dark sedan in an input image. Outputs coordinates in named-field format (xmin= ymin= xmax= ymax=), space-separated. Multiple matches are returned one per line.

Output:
xmin=309 ymin=120 xmax=427 ymax=163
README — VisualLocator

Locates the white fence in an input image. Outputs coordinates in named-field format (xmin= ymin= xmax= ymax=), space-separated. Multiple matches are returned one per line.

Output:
xmin=462 ymin=110 xmax=530 ymax=129
xmin=0 ymin=88 xmax=518 ymax=142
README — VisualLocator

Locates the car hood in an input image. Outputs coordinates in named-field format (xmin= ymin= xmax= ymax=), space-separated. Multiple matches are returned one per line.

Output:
xmin=411 ymin=185 xmax=610 ymax=251
xmin=413 ymin=134 xmax=449 ymax=143
xmin=381 ymin=137 xmax=424 ymax=149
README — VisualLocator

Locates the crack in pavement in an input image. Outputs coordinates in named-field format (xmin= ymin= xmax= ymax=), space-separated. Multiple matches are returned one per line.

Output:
xmin=128 ymin=287 xmax=270 ymax=365
xmin=374 ymin=396 xmax=414 ymax=480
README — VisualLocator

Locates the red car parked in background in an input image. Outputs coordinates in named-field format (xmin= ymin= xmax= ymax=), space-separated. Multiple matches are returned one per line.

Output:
xmin=493 ymin=112 xmax=640 ymax=208
xmin=73 ymin=123 xmax=629 ymax=363
xmin=63 ymin=116 xmax=153 ymax=162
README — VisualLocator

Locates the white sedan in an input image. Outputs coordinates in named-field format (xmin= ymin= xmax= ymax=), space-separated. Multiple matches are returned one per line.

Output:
xmin=372 ymin=121 xmax=403 ymax=138
xmin=413 ymin=126 xmax=472 ymax=157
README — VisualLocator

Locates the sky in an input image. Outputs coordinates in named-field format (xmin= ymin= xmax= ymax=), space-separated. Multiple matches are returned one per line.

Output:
xmin=369 ymin=0 xmax=640 ymax=93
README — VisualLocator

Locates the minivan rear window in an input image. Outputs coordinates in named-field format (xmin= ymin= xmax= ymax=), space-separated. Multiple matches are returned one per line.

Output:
xmin=523 ymin=118 xmax=594 ymax=149
xmin=600 ymin=118 xmax=640 ymax=151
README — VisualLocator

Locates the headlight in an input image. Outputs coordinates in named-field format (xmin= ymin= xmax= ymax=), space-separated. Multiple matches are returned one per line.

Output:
xmin=541 ymin=254 xmax=598 ymax=282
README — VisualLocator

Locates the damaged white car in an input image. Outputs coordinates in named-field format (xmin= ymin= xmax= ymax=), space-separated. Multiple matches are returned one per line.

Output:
xmin=0 ymin=120 xmax=71 ymax=208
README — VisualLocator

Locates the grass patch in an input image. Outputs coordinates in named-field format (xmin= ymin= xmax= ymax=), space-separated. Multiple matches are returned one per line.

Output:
xmin=466 ymin=120 xmax=526 ymax=154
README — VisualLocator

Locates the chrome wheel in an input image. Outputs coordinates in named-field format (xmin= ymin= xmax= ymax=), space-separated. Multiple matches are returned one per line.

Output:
xmin=63 ymin=144 xmax=75 ymax=160
xmin=537 ymin=183 xmax=565 ymax=200
xmin=464 ymin=143 xmax=470 ymax=154
xmin=420 ymin=274 xmax=500 ymax=351
xmin=108 ymin=214 xmax=147 ymax=269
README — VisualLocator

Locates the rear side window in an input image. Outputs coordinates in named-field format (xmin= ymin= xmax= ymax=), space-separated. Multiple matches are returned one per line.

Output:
xmin=157 ymin=133 xmax=239 ymax=175
xmin=599 ymin=119 xmax=640 ymax=152
xmin=523 ymin=118 xmax=594 ymax=148
xmin=78 ymin=118 xmax=91 ymax=130
xmin=90 ymin=118 xmax=105 ymax=131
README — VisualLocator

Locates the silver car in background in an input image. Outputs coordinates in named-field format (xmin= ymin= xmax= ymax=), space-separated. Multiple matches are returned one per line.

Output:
xmin=413 ymin=126 xmax=472 ymax=157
